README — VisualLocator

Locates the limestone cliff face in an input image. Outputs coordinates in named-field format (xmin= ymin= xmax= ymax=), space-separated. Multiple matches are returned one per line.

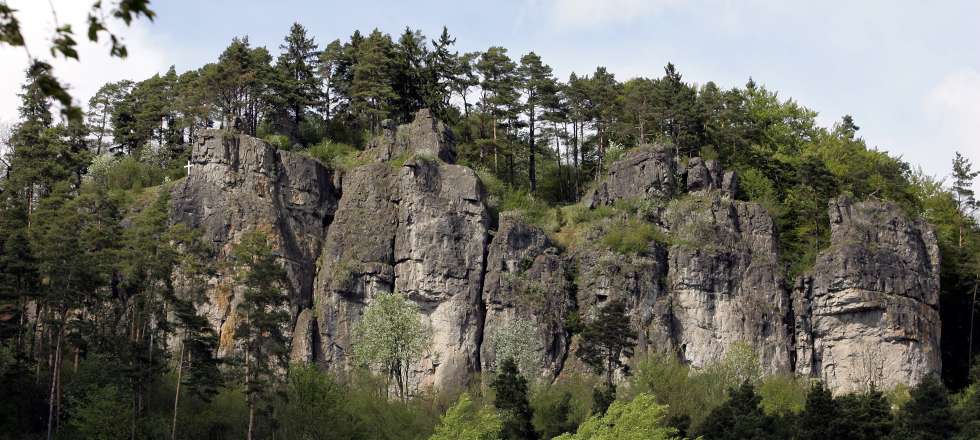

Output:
xmin=169 ymin=112 xmax=942 ymax=393
xmin=169 ymin=130 xmax=338 ymax=355
xmin=665 ymin=193 xmax=792 ymax=374
xmin=793 ymin=197 xmax=942 ymax=392
xmin=309 ymin=136 xmax=489 ymax=391
xmin=481 ymin=215 xmax=575 ymax=379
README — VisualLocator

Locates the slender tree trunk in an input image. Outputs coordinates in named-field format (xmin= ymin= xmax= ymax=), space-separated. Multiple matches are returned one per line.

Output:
xmin=46 ymin=324 xmax=63 ymax=440
xmin=492 ymin=116 xmax=498 ymax=173
xmin=171 ymin=343 xmax=184 ymax=440
xmin=529 ymin=107 xmax=536 ymax=193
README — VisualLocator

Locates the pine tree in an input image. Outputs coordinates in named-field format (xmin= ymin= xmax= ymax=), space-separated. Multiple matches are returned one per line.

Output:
xmin=796 ymin=382 xmax=844 ymax=440
xmin=491 ymin=358 xmax=538 ymax=440
xmin=697 ymin=382 xmax=776 ymax=440
xmin=891 ymin=375 xmax=957 ymax=440
xmin=576 ymin=300 xmax=637 ymax=388
xmin=391 ymin=27 xmax=430 ymax=122
xmin=477 ymin=47 xmax=518 ymax=171
xmin=231 ymin=230 xmax=290 ymax=440
xmin=837 ymin=388 xmax=893 ymax=440
xmin=428 ymin=26 xmax=459 ymax=118
xmin=518 ymin=52 xmax=557 ymax=193
xmin=274 ymin=22 xmax=321 ymax=138
xmin=351 ymin=29 xmax=397 ymax=133
xmin=318 ymin=39 xmax=344 ymax=119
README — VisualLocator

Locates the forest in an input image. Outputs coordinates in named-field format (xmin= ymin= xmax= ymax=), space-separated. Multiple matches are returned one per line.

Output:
xmin=1 ymin=7 xmax=980 ymax=440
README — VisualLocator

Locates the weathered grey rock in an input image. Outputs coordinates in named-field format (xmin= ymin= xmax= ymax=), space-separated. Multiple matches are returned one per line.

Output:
xmin=585 ymin=145 xmax=678 ymax=207
xmin=665 ymin=193 xmax=792 ymax=374
xmin=313 ymin=156 xmax=490 ymax=392
xmin=794 ymin=197 xmax=941 ymax=393
xmin=685 ymin=157 xmax=737 ymax=198
xmin=367 ymin=109 xmax=456 ymax=163
xmin=290 ymin=308 xmax=316 ymax=364
xmin=170 ymin=130 xmax=338 ymax=354
xmin=482 ymin=215 xmax=575 ymax=379
xmin=574 ymin=244 xmax=673 ymax=356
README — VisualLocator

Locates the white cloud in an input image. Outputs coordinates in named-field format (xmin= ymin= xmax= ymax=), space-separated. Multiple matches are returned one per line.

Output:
xmin=0 ymin=0 xmax=173 ymax=123
xmin=548 ymin=0 xmax=685 ymax=28
xmin=925 ymin=69 xmax=980 ymax=166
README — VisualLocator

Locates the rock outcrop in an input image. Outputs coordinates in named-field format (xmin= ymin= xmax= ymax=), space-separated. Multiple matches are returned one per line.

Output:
xmin=665 ymin=193 xmax=791 ymax=374
xmin=481 ymin=215 xmax=575 ymax=379
xmin=585 ymin=145 xmax=679 ymax=207
xmin=170 ymin=130 xmax=338 ymax=354
xmin=310 ymin=116 xmax=489 ymax=390
xmin=684 ymin=157 xmax=737 ymax=197
xmin=794 ymin=197 xmax=942 ymax=392
xmin=366 ymin=109 xmax=456 ymax=163
xmin=168 ymin=110 xmax=942 ymax=394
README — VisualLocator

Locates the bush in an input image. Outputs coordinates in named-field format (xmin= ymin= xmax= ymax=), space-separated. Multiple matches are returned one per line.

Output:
xmin=264 ymin=134 xmax=291 ymax=150
xmin=304 ymin=140 xmax=364 ymax=170
xmin=600 ymin=218 xmax=663 ymax=255
xmin=531 ymin=373 xmax=600 ymax=439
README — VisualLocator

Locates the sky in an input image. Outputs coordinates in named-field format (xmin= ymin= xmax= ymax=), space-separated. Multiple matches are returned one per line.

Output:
xmin=2 ymin=0 xmax=979 ymax=182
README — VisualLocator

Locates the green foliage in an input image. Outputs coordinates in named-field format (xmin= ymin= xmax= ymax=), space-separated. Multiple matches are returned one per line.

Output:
xmin=276 ymin=365 xmax=353 ymax=440
xmin=492 ymin=358 xmax=538 ymax=440
xmin=67 ymin=385 xmax=134 ymax=440
xmin=891 ymin=375 xmax=957 ymax=440
xmin=696 ymin=381 xmax=777 ymax=440
xmin=554 ymin=393 xmax=680 ymax=440
xmin=430 ymin=393 xmax=503 ymax=440
xmin=599 ymin=218 xmax=662 ymax=255
xmin=304 ymin=139 xmax=364 ymax=170
xmin=577 ymin=300 xmax=638 ymax=387
xmin=757 ymin=374 xmax=807 ymax=415
xmin=352 ymin=291 xmax=432 ymax=400
xmin=531 ymin=374 xmax=600 ymax=439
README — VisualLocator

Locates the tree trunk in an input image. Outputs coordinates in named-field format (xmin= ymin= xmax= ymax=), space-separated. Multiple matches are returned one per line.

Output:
xmin=529 ymin=107 xmax=536 ymax=193
xmin=171 ymin=343 xmax=184 ymax=440
xmin=246 ymin=347 xmax=254 ymax=440
xmin=46 ymin=324 xmax=63 ymax=440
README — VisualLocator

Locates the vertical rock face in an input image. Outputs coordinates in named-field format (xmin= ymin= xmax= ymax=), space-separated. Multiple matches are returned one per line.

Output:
xmin=573 ymin=241 xmax=673 ymax=361
xmin=585 ymin=145 xmax=679 ymax=207
xmin=794 ymin=197 xmax=942 ymax=392
xmin=169 ymin=112 xmax=943 ymax=394
xmin=665 ymin=193 xmax=791 ymax=374
xmin=366 ymin=109 xmax=456 ymax=163
xmin=169 ymin=130 xmax=338 ymax=354
xmin=481 ymin=215 xmax=575 ymax=379
xmin=311 ymin=127 xmax=489 ymax=390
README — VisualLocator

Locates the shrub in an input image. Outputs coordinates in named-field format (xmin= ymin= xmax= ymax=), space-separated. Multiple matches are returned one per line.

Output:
xmin=304 ymin=140 xmax=364 ymax=170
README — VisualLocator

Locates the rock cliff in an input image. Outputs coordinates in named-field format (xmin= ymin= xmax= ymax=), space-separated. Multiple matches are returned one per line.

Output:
xmin=793 ymin=197 xmax=942 ymax=392
xmin=168 ymin=110 xmax=941 ymax=392
xmin=170 ymin=130 xmax=338 ymax=355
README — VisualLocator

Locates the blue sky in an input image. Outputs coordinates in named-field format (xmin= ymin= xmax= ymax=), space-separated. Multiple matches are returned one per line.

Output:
xmin=3 ymin=0 xmax=979 ymax=182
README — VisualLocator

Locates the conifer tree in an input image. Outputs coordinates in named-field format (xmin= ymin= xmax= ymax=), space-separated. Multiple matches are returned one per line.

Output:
xmin=274 ymin=22 xmax=321 ymax=137
xmin=576 ymin=300 xmax=637 ymax=388
xmin=351 ymin=30 xmax=397 ymax=133
xmin=891 ymin=375 xmax=957 ymax=440
xmin=492 ymin=358 xmax=538 ymax=440
xmin=697 ymin=382 xmax=776 ymax=440
xmin=477 ymin=47 xmax=518 ymax=171
xmin=518 ymin=52 xmax=558 ymax=193
xmin=231 ymin=231 xmax=290 ymax=440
